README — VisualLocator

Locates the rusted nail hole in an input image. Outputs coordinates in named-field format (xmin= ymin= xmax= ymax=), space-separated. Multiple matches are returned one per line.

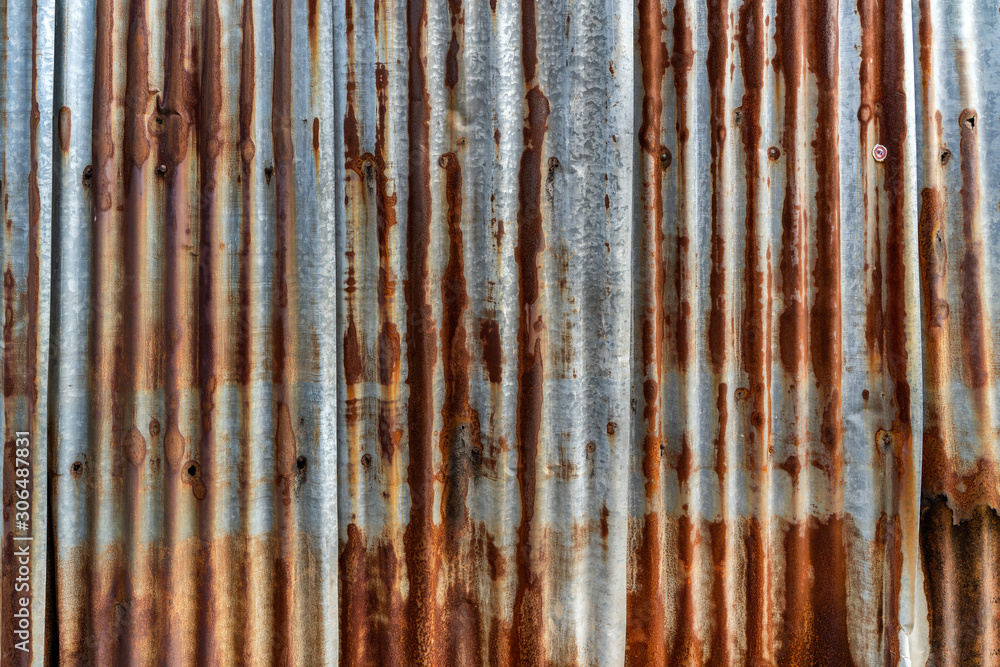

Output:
xmin=458 ymin=137 xmax=467 ymax=146
xmin=940 ymin=149 xmax=951 ymax=166
xmin=83 ymin=165 xmax=93 ymax=179
xmin=607 ymin=421 xmax=618 ymax=436
xmin=264 ymin=165 xmax=274 ymax=183
xmin=187 ymin=464 xmax=197 ymax=477
xmin=548 ymin=157 xmax=560 ymax=170
xmin=296 ymin=455 xmax=307 ymax=470
xmin=767 ymin=146 xmax=781 ymax=160
xmin=735 ymin=387 xmax=749 ymax=400
xmin=964 ymin=115 xmax=976 ymax=128
xmin=149 ymin=418 xmax=160 ymax=437
xmin=877 ymin=429 xmax=893 ymax=450
xmin=155 ymin=116 xmax=163 ymax=124
xmin=70 ymin=461 xmax=83 ymax=477
xmin=586 ymin=442 xmax=596 ymax=454
xmin=156 ymin=164 xmax=166 ymax=175
xmin=659 ymin=149 xmax=672 ymax=168
xmin=734 ymin=109 xmax=742 ymax=125
xmin=438 ymin=155 xmax=449 ymax=168
xmin=862 ymin=389 xmax=870 ymax=401
xmin=361 ymin=453 xmax=372 ymax=467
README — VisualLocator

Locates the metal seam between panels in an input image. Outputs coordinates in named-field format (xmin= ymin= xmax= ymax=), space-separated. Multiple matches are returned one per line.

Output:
xmin=0 ymin=0 xmax=995 ymax=665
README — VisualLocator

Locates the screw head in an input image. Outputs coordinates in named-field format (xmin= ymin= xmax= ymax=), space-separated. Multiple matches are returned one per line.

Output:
xmin=872 ymin=144 xmax=888 ymax=162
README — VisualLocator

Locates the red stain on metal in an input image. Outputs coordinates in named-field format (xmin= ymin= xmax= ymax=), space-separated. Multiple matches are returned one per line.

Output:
xmin=958 ymin=108 xmax=988 ymax=394
xmin=672 ymin=0 xmax=694 ymax=371
xmin=437 ymin=146 xmax=485 ymax=663
xmin=775 ymin=0 xmax=807 ymax=379
xmin=479 ymin=319 xmax=502 ymax=383
xmin=777 ymin=517 xmax=857 ymax=666
xmin=627 ymin=0 xmax=667 ymax=657
xmin=511 ymin=0 xmax=549 ymax=657
xmin=58 ymin=105 xmax=71 ymax=153
xmin=271 ymin=0 xmax=302 ymax=661
xmin=403 ymin=0 xmax=442 ymax=657
xmin=736 ymin=3 xmax=770 ymax=655
xmin=706 ymin=0 xmax=729 ymax=376
xmin=236 ymin=0 xmax=255 ymax=387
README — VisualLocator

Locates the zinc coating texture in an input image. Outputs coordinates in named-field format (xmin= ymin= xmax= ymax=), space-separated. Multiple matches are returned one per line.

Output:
xmin=0 ymin=0 xmax=994 ymax=665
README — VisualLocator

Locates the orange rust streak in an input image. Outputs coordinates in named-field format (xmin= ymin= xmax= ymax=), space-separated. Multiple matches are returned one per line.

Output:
xmin=626 ymin=0 xmax=667 ymax=659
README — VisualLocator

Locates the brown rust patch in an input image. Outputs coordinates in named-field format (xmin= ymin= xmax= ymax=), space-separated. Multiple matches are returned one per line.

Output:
xmin=180 ymin=460 xmax=207 ymax=500
xmin=479 ymin=319 xmax=502 ymax=383
xmin=775 ymin=0 xmax=806 ymax=377
xmin=125 ymin=426 xmax=147 ymax=467
xmin=511 ymin=0 xmax=549 ymax=657
xmin=344 ymin=318 xmax=364 ymax=385
xmin=672 ymin=0 xmax=694 ymax=370
xmin=705 ymin=0 xmax=729 ymax=374
xmin=437 ymin=150 xmax=483 ymax=543
xmin=403 ymin=0 xmax=442 ymax=657
xmin=920 ymin=497 xmax=1000 ymax=667
xmin=958 ymin=108 xmax=989 ymax=393
xmin=777 ymin=516 xmax=857 ymax=666
xmin=340 ymin=524 xmax=405 ymax=666
xmin=626 ymin=513 xmax=666 ymax=666
xmin=58 ymin=106 xmax=72 ymax=152
xmin=628 ymin=0 xmax=668 ymax=656
xmin=236 ymin=0 xmax=256 ymax=386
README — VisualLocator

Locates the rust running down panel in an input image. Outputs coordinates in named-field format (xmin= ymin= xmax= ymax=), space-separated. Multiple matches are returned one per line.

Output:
xmin=6 ymin=0 xmax=1000 ymax=664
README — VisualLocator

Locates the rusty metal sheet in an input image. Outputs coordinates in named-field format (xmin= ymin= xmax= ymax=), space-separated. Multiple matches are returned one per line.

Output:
xmin=0 ymin=0 xmax=996 ymax=664
xmin=0 ymin=0 xmax=53 ymax=663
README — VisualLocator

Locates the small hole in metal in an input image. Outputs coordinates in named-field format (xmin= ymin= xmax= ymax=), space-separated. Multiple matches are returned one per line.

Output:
xmin=296 ymin=455 xmax=307 ymax=470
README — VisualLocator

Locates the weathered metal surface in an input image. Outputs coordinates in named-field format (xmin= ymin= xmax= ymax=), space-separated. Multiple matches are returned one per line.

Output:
xmin=0 ymin=0 xmax=998 ymax=664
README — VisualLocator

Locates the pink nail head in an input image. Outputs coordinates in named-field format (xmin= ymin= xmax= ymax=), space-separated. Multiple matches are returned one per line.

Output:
xmin=872 ymin=144 xmax=887 ymax=162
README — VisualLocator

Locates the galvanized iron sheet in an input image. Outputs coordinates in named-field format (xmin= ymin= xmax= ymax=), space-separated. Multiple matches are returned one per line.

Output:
xmin=0 ymin=0 xmax=997 ymax=665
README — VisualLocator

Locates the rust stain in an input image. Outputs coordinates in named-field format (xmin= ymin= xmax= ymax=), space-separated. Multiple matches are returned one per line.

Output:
xmin=403 ymin=0 xmax=442 ymax=657
xmin=672 ymin=0 xmax=694 ymax=370
xmin=775 ymin=0 xmax=807 ymax=378
xmin=705 ymin=0 xmax=729 ymax=376
xmin=479 ymin=319 xmax=502 ymax=383
xmin=737 ymin=0 xmax=769 ymax=655
xmin=958 ymin=109 xmax=989 ymax=395
xmin=58 ymin=105 xmax=71 ymax=153
xmin=777 ymin=517 xmax=857 ymax=666
xmin=511 ymin=0 xmax=549 ymax=657
xmin=236 ymin=0 xmax=256 ymax=386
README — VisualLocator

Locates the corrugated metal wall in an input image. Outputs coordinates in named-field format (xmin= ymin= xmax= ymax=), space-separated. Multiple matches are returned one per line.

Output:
xmin=0 ymin=0 xmax=997 ymax=664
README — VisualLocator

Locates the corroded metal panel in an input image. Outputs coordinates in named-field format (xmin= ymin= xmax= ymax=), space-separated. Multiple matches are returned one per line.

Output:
xmin=911 ymin=1 xmax=1000 ymax=665
xmin=0 ymin=0 xmax=53 ymax=664
xmin=0 ymin=0 xmax=995 ymax=665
